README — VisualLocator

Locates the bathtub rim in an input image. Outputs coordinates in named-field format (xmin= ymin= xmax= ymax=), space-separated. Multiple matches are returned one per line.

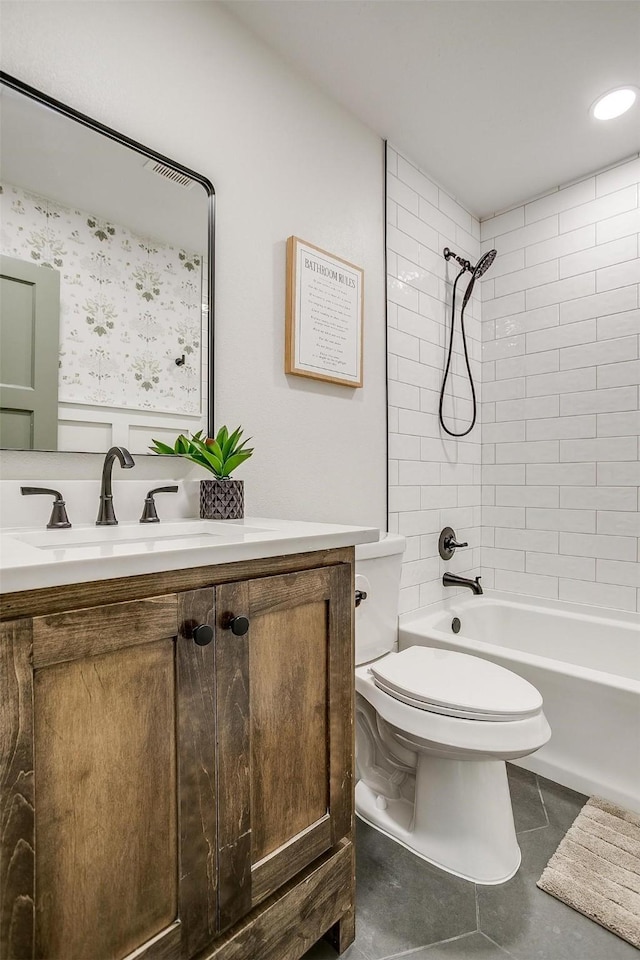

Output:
xmin=401 ymin=588 xmax=640 ymax=628
xmin=399 ymin=590 xmax=640 ymax=696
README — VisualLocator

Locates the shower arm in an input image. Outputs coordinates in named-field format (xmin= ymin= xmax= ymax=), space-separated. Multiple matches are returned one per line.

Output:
xmin=443 ymin=247 xmax=471 ymax=272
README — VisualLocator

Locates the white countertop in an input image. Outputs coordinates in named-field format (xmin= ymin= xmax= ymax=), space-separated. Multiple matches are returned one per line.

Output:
xmin=0 ymin=516 xmax=379 ymax=594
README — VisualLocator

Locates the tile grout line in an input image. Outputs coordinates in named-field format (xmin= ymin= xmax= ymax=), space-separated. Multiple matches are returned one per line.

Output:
xmin=536 ymin=773 xmax=551 ymax=826
xmin=516 ymin=823 xmax=550 ymax=836
xmin=481 ymin=930 xmax=522 ymax=959
xmin=378 ymin=929 xmax=485 ymax=960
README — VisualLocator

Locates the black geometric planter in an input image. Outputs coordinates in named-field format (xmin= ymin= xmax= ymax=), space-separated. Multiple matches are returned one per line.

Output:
xmin=199 ymin=478 xmax=244 ymax=520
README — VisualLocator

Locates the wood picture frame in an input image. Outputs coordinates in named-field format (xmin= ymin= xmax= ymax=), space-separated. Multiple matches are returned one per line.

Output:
xmin=285 ymin=237 xmax=364 ymax=388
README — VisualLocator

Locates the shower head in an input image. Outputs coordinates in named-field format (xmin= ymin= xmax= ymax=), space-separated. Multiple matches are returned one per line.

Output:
xmin=460 ymin=249 xmax=498 ymax=311
xmin=472 ymin=249 xmax=497 ymax=279
xmin=443 ymin=247 xmax=498 ymax=279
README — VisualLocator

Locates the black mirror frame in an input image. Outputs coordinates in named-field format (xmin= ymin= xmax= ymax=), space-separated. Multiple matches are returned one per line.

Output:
xmin=0 ymin=70 xmax=215 ymax=447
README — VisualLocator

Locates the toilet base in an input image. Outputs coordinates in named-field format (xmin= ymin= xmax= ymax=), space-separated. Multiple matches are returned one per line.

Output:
xmin=355 ymin=755 xmax=521 ymax=885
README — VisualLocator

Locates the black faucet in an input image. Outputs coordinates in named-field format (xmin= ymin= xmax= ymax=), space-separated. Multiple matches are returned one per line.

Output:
xmin=97 ymin=446 xmax=135 ymax=525
xmin=443 ymin=572 xmax=483 ymax=596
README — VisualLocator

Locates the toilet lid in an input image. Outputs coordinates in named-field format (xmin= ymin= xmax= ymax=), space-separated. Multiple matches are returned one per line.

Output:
xmin=370 ymin=647 xmax=543 ymax=721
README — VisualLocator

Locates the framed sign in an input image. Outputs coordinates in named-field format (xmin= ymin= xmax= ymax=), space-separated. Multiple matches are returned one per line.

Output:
xmin=285 ymin=236 xmax=364 ymax=387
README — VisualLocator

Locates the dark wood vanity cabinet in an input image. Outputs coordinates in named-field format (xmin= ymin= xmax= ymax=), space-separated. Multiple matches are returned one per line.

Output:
xmin=0 ymin=549 xmax=356 ymax=960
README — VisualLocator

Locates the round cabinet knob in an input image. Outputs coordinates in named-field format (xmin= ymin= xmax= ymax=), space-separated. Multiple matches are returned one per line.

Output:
xmin=223 ymin=614 xmax=250 ymax=636
xmin=192 ymin=623 xmax=214 ymax=646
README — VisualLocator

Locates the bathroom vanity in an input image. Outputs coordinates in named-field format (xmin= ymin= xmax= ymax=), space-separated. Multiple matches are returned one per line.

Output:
xmin=0 ymin=518 xmax=376 ymax=960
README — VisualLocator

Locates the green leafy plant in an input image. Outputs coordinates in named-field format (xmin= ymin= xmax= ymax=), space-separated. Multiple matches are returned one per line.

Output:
xmin=150 ymin=426 xmax=253 ymax=479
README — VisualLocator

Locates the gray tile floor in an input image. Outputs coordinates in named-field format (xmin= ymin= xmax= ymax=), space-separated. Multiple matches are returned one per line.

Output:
xmin=304 ymin=765 xmax=637 ymax=960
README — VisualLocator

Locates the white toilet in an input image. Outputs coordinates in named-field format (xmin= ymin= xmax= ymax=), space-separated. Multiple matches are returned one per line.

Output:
xmin=354 ymin=534 xmax=551 ymax=884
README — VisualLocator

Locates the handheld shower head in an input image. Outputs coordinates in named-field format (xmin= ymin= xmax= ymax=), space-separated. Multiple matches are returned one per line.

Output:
xmin=473 ymin=248 xmax=497 ymax=279
xmin=439 ymin=246 xmax=498 ymax=438
xmin=461 ymin=248 xmax=498 ymax=310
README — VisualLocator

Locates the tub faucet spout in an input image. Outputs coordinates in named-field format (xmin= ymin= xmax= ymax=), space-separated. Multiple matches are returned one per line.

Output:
xmin=443 ymin=572 xmax=483 ymax=596
xmin=97 ymin=446 xmax=135 ymax=525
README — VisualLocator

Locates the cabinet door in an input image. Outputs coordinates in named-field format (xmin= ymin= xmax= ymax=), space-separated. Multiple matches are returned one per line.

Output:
xmin=0 ymin=590 xmax=217 ymax=960
xmin=215 ymin=563 xmax=353 ymax=931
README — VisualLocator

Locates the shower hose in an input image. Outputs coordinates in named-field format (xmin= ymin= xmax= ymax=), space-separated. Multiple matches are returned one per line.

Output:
xmin=438 ymin=264 xmax=477 ymax=438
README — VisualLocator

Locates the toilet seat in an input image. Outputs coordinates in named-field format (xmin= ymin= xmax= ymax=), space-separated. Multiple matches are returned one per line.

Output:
xmin=369 ymin=646 xmax=543 ymax=722
xmin=356 ymin=659 xmax=551 ymax=762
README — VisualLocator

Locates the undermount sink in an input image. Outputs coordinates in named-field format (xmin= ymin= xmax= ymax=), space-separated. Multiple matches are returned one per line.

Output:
xmin=12 ymin=519 xmax=269 ymax=554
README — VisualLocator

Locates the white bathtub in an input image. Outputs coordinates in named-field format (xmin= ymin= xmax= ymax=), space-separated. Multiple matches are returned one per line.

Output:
xmin=399 ymin=592 xmax=640 ymax=813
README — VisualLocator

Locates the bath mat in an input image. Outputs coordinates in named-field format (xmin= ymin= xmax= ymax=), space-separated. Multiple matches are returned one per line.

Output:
xmin=537 ymin=796 xmax=640 ymax=949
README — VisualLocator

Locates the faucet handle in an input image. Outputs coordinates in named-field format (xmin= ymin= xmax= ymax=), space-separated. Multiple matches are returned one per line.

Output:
xmin=139 ymin=485 xmax=179 ymax=523
xmin=21 ymin=486 xmax=72 ymax=529
xmin=438 ymin=526 xmax=468 ymax=560
xmin=448 ymin=537 xmax=468 ymax=549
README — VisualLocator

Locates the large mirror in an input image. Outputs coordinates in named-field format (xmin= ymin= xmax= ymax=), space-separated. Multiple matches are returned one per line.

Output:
xmin=0 ymin=72 xmax=214 ymax=454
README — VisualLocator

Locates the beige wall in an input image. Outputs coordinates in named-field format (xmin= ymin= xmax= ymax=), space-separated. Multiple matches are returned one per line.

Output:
xmin=1 ymin=1 xmax=387 ymax=529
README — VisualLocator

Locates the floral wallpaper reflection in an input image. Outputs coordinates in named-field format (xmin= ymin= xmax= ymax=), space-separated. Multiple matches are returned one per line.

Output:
xmin=0 ymin=183 xmax=203 ymax=415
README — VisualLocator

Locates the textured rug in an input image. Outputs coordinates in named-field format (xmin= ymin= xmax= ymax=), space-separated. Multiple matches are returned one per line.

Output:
xmin=537 ymin=796 xmax=640 ymax=949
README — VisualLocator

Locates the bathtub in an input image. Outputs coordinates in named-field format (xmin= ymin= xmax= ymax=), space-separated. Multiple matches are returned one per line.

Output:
xmin=399 ymin=592 xmax=640 ymax=813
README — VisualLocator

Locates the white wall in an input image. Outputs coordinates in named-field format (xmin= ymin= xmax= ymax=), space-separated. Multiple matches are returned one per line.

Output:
xmin=387 ymin=148 xmax=639 ymax=615
xmin=387 ymin=146 xmax=482 ymax=612
xmin=0 ymin=1 xmax=387 ymax=530
xmin=480 ymin=156 xmax=640 ymax=612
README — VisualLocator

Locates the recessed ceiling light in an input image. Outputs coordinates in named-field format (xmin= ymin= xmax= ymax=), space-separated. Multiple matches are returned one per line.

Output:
xmin=591 ymin=86 xmax=638 ymax=120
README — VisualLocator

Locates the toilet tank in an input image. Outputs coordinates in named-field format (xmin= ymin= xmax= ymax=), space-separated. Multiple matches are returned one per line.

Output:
xmin=355 ymin=533 xmax=406 ymax=665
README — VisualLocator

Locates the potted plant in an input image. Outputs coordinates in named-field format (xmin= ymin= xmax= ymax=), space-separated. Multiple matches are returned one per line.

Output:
xmin=150 ymin=426 xmax=253 ymax=520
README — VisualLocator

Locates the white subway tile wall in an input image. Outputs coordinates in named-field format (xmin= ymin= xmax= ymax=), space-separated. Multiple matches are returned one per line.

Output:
xmin=387 ymin=146 xmax=482 ymax=612
xmin=388 ymin=148 xmax=639 ymax=613
xmin=480 ymin=154 xmax=639 ymax=611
